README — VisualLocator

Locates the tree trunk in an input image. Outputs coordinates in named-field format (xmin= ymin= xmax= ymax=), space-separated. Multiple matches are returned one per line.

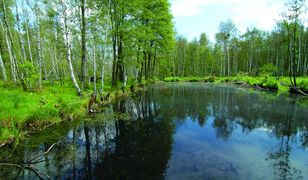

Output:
xmin=15 ymin=4 xmax=27 ymax=62
xmin=220 ymin=52 xmax=223 ymax=76
xmin=42 ymin=46 xmax=47 ymax=80
xmin=147 ymin=51 xmax=151 ymax=79
xmin=1 ymin=0 xmax=27 ymax=90
xmin=275 ymin=48 xmax=279 ymax=76
xmin=0 ymin=50 xmax=7 ymax=81
xmin=112 ymin=35 xmax=117 ymax=86
xmin=152 ymin=47 xmax=157 ymax=78
xmin=227 ymin=46 xmax=230 ymax=76
xmin=36 ymin=3 xmax=42 ymax=89
xmin=223 ymin=41 xmax=227 ymax=76
xmin=292 ymin=23 xmax=297 ymax=87
xmin=1 ymin=21 xmax=16 ymax=82
xmin=183 ymin=44 xmax=186 ymax=76
xmin=101 ymin=64 xmax=105 ymax=93
xmin=249 ymin=44 xmax=253 ymax=74
xmin=81 ymin=0 xmax=87 ymax=89
xmin=50 ymin=46 xmax=58 ymax=80
xmin=304 ymin=40 xmax=308 ymax=76
xmin=297 ymin=29 xmax=301 ymax=74
xmin=63 ymin=0 xmax=82 ymax=96
xmin=23 ymin=8 xmax=34 ymax=64
xmin=93 ymin=38 xmax=97 ymax=95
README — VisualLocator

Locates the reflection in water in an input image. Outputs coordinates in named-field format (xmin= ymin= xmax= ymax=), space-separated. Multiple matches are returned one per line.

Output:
xmin=0 ymin=83 xmax=308 ymax=179
xmin=266 ymin=101 xmax=303 ymax=180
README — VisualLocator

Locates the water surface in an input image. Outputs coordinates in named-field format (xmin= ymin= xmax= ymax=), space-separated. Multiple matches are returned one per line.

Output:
xmin=1 ymin=83 xmax=308 ymax=179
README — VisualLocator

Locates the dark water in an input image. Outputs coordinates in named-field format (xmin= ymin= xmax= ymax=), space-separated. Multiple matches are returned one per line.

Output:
xmin=1 ymin=83 xmax=308 ymax=179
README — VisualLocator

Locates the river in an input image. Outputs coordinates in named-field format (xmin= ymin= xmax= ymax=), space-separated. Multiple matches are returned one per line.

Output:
xmin=1 ymin=83 xmax=308 ymax=179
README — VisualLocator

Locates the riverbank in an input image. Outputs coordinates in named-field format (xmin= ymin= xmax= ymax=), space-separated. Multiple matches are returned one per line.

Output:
xmin=0 ymin=80 xmax=149 ymax=147
xmin=163 ymin=76 xmax=308 ymax=93
xmin=1 ymin=76 xmax=306 ymax=146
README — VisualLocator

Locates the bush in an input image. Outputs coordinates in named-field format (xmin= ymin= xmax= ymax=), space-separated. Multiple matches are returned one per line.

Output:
xmin=260 ymin=63 xmax=277 ymax=76
xmin=298 ymin=79 xmax=308 ymax=92
xmin=260 ymin=76 xmax=278 ymax=90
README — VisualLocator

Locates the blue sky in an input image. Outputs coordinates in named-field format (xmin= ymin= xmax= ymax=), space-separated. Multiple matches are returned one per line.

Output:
xmin=169 ymin=0 xmax=308 ymax=42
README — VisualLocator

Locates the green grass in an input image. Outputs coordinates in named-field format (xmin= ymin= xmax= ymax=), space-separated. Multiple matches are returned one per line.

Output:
xmin=0 ymin=78 xmax=153 ymax=144
xmin=163 ymin=76 xmax=308 ymax=92
xmin=0 ymin=81 xmax=88 ymax=143
xmin=163 ymin=76 xmax=214 ymax=83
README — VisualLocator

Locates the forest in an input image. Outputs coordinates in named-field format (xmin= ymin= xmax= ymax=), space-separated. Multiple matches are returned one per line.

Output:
xmin=1 ymin=0 xmax=308 ymax=179
xmin=0 ymin=0 xmax=307 ymax=154
xmin=0 ymin=0 xmax=174 ymax=93
xmin=0 ymin=0 xmax=307 ymax=92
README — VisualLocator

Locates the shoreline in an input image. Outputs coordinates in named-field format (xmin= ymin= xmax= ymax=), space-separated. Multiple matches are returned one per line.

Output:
xmin=163 ymin=76 xmax=308 ymax=94
xmin=1 ymin=76 xmax=307 ymax=147
xmin=0 ymin=81 xmax=148 ymax=148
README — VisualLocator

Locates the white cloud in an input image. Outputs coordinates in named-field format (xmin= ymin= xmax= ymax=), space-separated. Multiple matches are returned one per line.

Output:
xmin=171 ymin=0 xmax=287 ymax=31
xmin=171 ymin=0 xmax=216 ymax=17
xmin=171 ymin=0 xmax=308 ymax=41
xmin=227 ymin=0 xmax=284 ymax=33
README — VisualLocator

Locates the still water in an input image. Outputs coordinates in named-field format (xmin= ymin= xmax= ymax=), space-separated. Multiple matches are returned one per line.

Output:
xmin=1 ymin=83 xmax=308 ymax=179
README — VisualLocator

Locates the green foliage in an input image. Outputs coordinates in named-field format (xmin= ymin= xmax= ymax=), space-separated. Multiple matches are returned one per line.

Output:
xmin=260 ymin=76 xmax=278 ymax=90
xmin=19 ymin=61 xmax=39 ymax=88
xmin=163 ymin=76 xmax=215 ymax=83
xmin=260 ymin=63 xmax=278 ymax=76
xmin=297 ymin=78 xmax=308 ymax=92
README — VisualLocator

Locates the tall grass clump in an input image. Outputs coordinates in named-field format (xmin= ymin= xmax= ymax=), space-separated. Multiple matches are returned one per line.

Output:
xmin=0 ymin=81 xmax=88 ymax=144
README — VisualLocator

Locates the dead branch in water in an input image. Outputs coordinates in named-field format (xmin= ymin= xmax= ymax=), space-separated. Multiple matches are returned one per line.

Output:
xmin=0 ymin=143 xmax=57 ymax=179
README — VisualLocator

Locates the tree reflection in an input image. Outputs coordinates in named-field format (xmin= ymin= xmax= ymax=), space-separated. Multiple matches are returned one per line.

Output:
xmin=94 ymin=93 xmax=175 ymax=179
xmin=84 ymin=122 xmax=92 ymax=179
xmin=1 ymin=83 xmax=308 ymax=179
xmin=266 ymin=101 xmax=303 ymax=180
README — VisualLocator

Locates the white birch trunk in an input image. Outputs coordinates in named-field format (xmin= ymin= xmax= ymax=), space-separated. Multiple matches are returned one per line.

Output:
xmin=1 ymin=21 xmax=16 ymax=82
xmin=25 ymin=23 xmax=33 ymax=64
xmin=50 ymin=47 xmax=58 ymax=80
xmin=22 ymin=0 xmax=34 ymax=64
xmin=124 ymin=75 xmax=127 ymax=88
xmin=15 ymin=4 xmax=27 ymax=61
xmin=298 ymin=30 xmax=301 ymax=73
xmin=93 ymin=40 xmax=97 ymax=95
xmin=101 ymin=64 xmax=104 ymax=94
xmin=0 ymin=51 xmax=7 ymax=81
xmin=36 ymin=3 xmax=42 ymax=88
xmin=1 ymin=0 xmax=27 ymax=90
xmin=62 ymin=0 xmax=82 ymax=96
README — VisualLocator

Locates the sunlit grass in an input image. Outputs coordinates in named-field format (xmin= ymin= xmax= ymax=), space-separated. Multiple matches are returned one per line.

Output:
xmin=163 ymin=76 xmax=308 ymax=92
xmin=0 ymin=78 xmax=150 ymax=144
xmin=0 ymin=81 xmax=89 ymax=143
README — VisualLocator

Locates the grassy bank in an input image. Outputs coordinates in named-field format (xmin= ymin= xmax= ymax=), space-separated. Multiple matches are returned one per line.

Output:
xmin=0 ymin=79 xmax=150 ymax=146
xmin=163 ymin=76 xmax=308 ymax=92
xmin=0 ymin=81 xmax=88 ymax=145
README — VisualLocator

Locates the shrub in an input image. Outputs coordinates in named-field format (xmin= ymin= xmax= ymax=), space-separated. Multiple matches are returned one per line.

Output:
xmin=260 ymin=63 xmax=277 ymax=76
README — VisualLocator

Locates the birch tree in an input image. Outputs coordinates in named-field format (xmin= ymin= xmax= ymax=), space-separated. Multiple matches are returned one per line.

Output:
xmin=35 ymin=2 xmax=43 ymax=89
xmin=0 ymin=50 xmax=7 ymax=81
xmin=1 ymin=0 xmax=27 ymax=90
xmin=1 ymin=21 xmax=16 ymax=82
xmin=81 ymin=0 xmax=87 ymax=89
xmin=62 ymin=0 xmax=82 ymax=96
xmin=284 ymin=0 xmax=307 ymax=94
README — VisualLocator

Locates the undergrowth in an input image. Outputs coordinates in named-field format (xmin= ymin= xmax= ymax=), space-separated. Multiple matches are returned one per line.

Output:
xmin=0 ymin=78 xmax=152 ymax=144
xmin=0 ymin=81 xmax=88 ymax=143
xmin=163 ymin=76 xmax=308 ymax=92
